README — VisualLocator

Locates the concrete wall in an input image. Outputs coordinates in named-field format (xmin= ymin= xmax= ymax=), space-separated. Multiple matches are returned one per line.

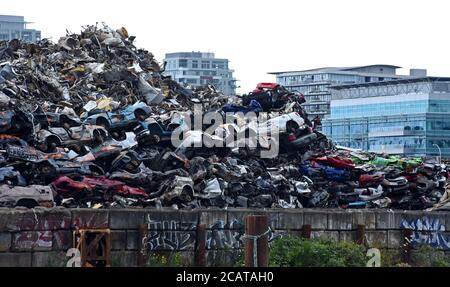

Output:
xmin=0 ymin=207 xmax=449 ymax=267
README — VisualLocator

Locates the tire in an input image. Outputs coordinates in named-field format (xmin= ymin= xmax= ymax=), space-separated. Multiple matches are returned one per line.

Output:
xmin=96 ymin=117 xmax=110 ymax=129
xmin=286 ymin=120 xmax=299 ymax=133
xmin=60 ymin=116 xmax=74 ymax=128
xmin=111 ymin=130 xmax=126 ymax=141
xmin=93 ymin=129 xmax=105 ymax=145
xmin=134 ymin=109 xmax=147 ymax=121
xmin=45 ymin=136 xmax=61 ymax=152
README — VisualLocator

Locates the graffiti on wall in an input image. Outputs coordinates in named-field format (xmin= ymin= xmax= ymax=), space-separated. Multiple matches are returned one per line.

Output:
xmin=143 ymin=218 xmax=197 ymax=251
xmin=142 ymin=215 xmax=282 ymax=251
xmin=206 ymin=219 xmax=245 ymax=250
xmin=400 ymin=217 xmax=450 ymax=250
xmin=206 ymin=219 xmax=281 ymax=250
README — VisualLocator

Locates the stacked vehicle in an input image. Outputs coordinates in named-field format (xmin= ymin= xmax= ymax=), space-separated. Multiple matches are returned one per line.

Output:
xmin=0 ymin=23 xmax=449 ymax=211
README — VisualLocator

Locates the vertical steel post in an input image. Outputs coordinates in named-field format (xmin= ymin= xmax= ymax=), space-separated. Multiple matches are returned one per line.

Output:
xmin=195 ymin=224 xmax=207 ymax=267
xmin=245 ymin=215 xmax=269 ymax=267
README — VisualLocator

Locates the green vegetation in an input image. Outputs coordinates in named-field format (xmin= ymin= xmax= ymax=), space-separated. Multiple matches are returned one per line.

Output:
xmin=146 ymin=252 xmax=184 ymax=267
xmin=269 ymin=236 xmax=366 ymax=267
xmin=268 ymin=235 xmax=450 ymax=267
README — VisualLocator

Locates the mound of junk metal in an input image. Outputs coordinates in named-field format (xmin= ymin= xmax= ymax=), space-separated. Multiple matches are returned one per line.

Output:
xmin=0 ymin=23 xmax=448 ymax=211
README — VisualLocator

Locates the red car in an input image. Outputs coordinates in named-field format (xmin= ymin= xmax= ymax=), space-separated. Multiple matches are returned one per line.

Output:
xmin=52 ymin=176 xmax=148 ymax=198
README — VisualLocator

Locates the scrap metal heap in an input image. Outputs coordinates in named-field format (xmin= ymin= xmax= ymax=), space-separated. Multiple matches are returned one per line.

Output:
xmin=0 ymin=23 xmax=449 ymax=211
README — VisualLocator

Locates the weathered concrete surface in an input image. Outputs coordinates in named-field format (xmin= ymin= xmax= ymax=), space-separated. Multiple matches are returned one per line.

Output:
xmin=0 ymin=252 xmax=31 ymax=267
xmin=0 ymin=207 xmax=447 ymax=266
xmin=0 ymin=233 xmax=11 ymax=252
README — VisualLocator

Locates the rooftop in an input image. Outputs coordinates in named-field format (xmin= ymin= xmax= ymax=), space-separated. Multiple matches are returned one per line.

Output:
xmin=268 ymin=64 xmax=401 ymax=75
xmin=330 ymin=77 xmax=450 ymax=90
xmin=165 ymin=52 xmax=217 ymax=59
xmin=0 ymin=15 xmax=31 ymax=24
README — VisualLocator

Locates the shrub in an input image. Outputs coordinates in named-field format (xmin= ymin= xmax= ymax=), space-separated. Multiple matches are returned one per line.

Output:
xmin=269 ymin=236 xmax=367 ymax=267
xmin=146 ymin=252 xmax=184 ymax=267
xmin=411 ymin=245 xmax=450 ymax=267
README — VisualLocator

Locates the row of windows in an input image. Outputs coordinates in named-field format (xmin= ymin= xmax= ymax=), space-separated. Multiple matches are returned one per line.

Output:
xmin=177 ymin=78 xmax=233 ymax=86
xmin=306 ymin=94 xmax=331 ymax=102
xmin=166 ymin=59 xmax=228 ymax=70
xmin=331 ymin=99 xmax=450 ymax=120
xmin=331 ymin=100 xmax=429 ymax=119
xmin=336 ymin=138 xmax=450 ymax=153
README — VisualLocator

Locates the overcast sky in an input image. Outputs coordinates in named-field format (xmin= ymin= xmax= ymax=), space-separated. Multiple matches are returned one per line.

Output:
xmin=3 ymin=0 xmax=450 ymax=93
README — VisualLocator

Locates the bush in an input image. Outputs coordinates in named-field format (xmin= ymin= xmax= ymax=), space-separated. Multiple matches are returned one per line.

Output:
xmin=269 ymin=236 xmax=367 ymax=267
xmin=411 ymin=245 xmax=450 ymax=267
xmin=146 ymin=252 xmax=184 ymax=267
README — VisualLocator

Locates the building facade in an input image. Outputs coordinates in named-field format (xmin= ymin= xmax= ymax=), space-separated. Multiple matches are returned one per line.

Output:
xmin=269 ymin=65 xmax=408 ymax=119
xmin=164 ymin=52 xmax=236 ymax=96
xmin=322 ymin=77 xmax=450 ymax=158
xmin=0 ymin=15 xmax=41 ymax=42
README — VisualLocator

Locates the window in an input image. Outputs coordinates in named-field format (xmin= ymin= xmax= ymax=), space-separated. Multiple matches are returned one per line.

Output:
xmin=201 ymin=61 xmax=210 ymax=69
xmin=212 ymin=61 xmax=225 ymax=69
xmin=192 ymin=60 xmax=198 ymax=69
xmin=186 ymin=79 xmax=198 ymax=84
xmin=179 ymin=59 xmax=188 ymax=68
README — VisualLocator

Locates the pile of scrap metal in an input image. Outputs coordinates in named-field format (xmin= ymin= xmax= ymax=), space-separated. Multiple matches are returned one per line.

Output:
xmin=0 ymin=23 xmax=448 ymax=210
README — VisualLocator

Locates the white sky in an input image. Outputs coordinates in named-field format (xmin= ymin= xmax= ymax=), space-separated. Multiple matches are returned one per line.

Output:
xmin=3 ymin=0 xmax=450 ymax=94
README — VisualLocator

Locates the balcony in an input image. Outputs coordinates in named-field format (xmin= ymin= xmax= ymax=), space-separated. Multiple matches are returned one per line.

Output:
xmin=368 ymin=128 xmax=425 ymax=138
xmin=307 ymin=90 xmax=329 ymax=95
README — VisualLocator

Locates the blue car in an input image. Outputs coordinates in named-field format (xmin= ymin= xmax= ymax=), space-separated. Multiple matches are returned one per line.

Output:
xmin=133 ymin=117 xmax=174 ymax=146
xmin=83 ymin=101 xmax=151 ymax=132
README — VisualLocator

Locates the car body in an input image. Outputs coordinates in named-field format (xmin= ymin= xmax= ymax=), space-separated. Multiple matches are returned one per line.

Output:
xmin=83 ymin=101 xmax=151 ymax=132
xmin=243 ymin=83 xmax=306 ymax=111
xmin=175 ymin=130 xmax=231 ymax=158
xmin=28 ymin=111 xmax=81 ymax=128
xmin=52 ymin=176 xmax=148 ymax=199
xmin=29 ymin=159 xmax=105 ymax=185
xmin=0 ymin=135 xmax=69 ymax=163
xmin=36 ymin=125 xmax=109 ymax=152
xmin=133 ymin=117 xmax=173 ymax=146
xmin=0 ymin=184 xmax=54 ymax=208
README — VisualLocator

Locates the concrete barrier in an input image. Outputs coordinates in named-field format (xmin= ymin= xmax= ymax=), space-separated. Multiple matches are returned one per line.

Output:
xmin=0 ymin=207 xmax=448 ymax=266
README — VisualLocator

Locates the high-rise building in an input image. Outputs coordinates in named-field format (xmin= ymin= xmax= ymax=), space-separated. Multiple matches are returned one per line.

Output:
xmin=164 ymin=52 xmax=236 ymax=96
xmin=0 ymin=15 xmax=41 ymax=42
xmin=322 ymin=74 xmax=450 ymax=158
xmin=269 ymin=65 xmax=408 ymax=119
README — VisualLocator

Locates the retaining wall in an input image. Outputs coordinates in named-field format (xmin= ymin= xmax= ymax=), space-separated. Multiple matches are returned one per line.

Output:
xmin=0 ymin=207 xmax=449 ymax=266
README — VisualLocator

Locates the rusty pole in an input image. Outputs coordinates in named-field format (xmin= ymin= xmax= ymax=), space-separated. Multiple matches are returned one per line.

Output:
xmin=356 ymin=224 xmax=366 ymax=245
xmin=402 ymin=228 xmax=413 ymax=264
xmin=301 ymin=224 xmax=312 ymax=239
xmin=244 ymin=215 xmax=269 ymax=267
xmin=137 ymin=224 xmax=148 ymax=267
xmin=195 ymin=224 xmax=206 ymax=267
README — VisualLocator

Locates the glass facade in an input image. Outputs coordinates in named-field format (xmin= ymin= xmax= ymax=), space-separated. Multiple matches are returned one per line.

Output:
xmin=0 ymin=15 xmax=41 ymax=42
xmin=323 ymin=79 xmax=450 ymax=158
xmin=272 ymin=66 xmax=404 ymax=119
xmin=332 ymin=100 xmax=428 ymax=119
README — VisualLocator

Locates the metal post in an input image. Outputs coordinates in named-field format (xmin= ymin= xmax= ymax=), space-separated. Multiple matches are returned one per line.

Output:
xmin=402 ymin=229 xmax=413 ymax=264
xmin=245 ymin=215 xmax=269 ymax=267
xmin=356 ymin=224 xmax=366 ymax=245
xmin=137 ymin=224 xmax=148 ymax=267
xmin=195 ymin=224 xmax=206 ymax=267
xmin=301 ymin=224 xmax=312 ymax=239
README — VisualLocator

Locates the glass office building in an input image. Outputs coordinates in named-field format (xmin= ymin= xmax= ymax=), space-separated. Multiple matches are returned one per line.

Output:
xmin=0 ymin=15 xmax=41 ymax=42
xmin=268 ymin=65 xmax=407 ymax=119
xmin=322 ymin=77 xmax=450 ymax=158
